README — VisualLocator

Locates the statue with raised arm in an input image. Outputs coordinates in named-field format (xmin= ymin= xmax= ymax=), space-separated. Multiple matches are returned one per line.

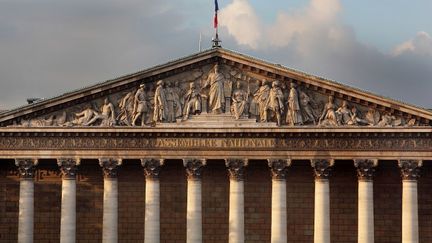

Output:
xmin=230 ymin=82 xmax=248 ymax=119
xmin=132 ymin=84 xmax=149 ymax=126
xmin=153 ymin=80 xmax=168 ymax=123
xmin=203 ymin=64 xmax=225 ymax=114
xmin=286 ymin=83 xmax=303 ymax=126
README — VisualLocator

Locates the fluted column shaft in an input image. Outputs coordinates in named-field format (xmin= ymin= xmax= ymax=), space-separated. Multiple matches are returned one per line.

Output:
xmin=399 ymin=160 xmax=422 ymax=243
xmin=184 ymin=159 xmax=206 ymax=243
xmin=58 ymin=158 xmax=79 ymax=243
xmin=311 ymin=159 xmax=333 ymax=243
xmin=226 ymin=159 xmax=248 ymax=243
xmin=100 ymin=159 xmax=122 ymax=243
xmin=355 ymin=159 xmax=377 ymax=243
xmin=268 ymin=159 xmax=291 ymax=243
xmin=142 ymin=159 xmax=164 ymax=243
xmin=16 ymin=159 xmax=37 ymax=243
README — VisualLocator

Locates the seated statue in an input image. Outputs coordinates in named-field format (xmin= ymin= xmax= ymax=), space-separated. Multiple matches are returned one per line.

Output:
xmin=336 ymin=101 xmax=352 ymax=125
xmin=230 ymin=82 xmax=248 ymax=119
xmin=183 ymin=82 xmax=202 ymax=120
xmin=318 ymin=96 xmax=339 ymax=126
xmin=85 ymin=98 xmax=116 ymax=126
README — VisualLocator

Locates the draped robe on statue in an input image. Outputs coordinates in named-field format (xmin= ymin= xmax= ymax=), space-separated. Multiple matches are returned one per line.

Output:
xmin=205 ymin=71 xmax=225 ymax=113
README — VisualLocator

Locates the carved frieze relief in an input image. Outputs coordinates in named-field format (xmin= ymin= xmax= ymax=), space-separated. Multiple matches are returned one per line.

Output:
xmin=5 ymin=63 xmax=426 ymax=128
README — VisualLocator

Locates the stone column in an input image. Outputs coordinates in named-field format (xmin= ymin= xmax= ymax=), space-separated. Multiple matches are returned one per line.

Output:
xmin=183 ymin=159 xmax=206 ymax=243
xmin=311 ymin=159 xmax=334 ymax=243
xmin=399 ymin=160 xmax=422 ymax=243
xmin=142 ymin=158 xmax=164 ymax=243
xmin=225 ymin=159 xmax=248 ymax=243
xmin=354 ymin=159 xmax=378 ymax=243
xmin=57 ymin=158 xmax=79 ymax=243
xmin=15 ymin=159 xmax=37 ymax=243
xmin=99 ymin=159 xmax=122 ymax=243
xmin=268 ymin=159 xmax=291 ymax=243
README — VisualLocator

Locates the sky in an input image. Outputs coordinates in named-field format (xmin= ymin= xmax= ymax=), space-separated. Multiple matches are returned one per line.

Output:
xmin=0 ymin=0 xmax=431 ymax=110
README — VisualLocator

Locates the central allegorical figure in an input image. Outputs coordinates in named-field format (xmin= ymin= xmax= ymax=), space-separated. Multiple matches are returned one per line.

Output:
xmin=203 ymin=64 xmax=225 ymax=114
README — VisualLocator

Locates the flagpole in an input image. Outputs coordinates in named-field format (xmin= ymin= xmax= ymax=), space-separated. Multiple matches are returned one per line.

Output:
xmin=212 ymin=0 xmax=221 ymax=48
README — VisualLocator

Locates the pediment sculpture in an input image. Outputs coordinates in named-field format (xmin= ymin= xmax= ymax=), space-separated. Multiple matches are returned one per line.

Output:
xmin=12 ymin=63 xmax=422 ymax=128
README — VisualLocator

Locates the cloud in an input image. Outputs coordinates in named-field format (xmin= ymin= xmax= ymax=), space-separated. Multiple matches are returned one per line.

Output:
xmin=392 ymin=31 xmax=432 ymax=56
xmin=219 ymin=0 xmax=262 ymax=49
xmin=219 ymin=0 xmax=432 ymax=108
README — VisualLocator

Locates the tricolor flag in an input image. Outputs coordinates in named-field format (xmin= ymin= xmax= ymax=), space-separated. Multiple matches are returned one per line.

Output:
xmin=214 ymin=0 xmax=219 ymax=29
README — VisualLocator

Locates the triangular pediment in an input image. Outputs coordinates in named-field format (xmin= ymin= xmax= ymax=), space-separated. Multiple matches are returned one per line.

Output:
xmin=0 ymin=48 xmax=431 ymax=128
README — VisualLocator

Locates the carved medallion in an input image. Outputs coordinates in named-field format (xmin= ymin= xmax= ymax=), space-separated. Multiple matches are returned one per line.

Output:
xmin=99 ymin=158 xmax=122 ymax=179
xmin=57 ymin=158 xmax=80 ymax=179
xmin=398 ymin=160 xmax=422 ymax=181
xmin=15 ymin=159 xmax=38 ymax=179
xmin=183 ymin=158 xmax=206 ymax=180
xmin=225 ymin=159 xmax=248 ymax=181
xmin=268 ymin=159 xmax=292 ymax=180
xmin=141 ymin=158 xmax=164 ymax=180
xmin=354 ymin=159 xmax=378 ymax=181
xmin=311 ymin=159 xmax=334 ymax=180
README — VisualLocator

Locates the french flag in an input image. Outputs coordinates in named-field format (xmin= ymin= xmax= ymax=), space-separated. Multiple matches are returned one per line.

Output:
xmin=214 ymin=0 xmax=219 ymax=29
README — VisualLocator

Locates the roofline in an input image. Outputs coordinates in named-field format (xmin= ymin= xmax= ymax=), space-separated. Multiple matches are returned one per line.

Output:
xmin=1 ymin=47 xmax=431 ymax=123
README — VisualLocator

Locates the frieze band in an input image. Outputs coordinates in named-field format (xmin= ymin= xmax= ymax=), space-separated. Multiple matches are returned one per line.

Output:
xmin=0 ymin=135 xmax=431 ymax=152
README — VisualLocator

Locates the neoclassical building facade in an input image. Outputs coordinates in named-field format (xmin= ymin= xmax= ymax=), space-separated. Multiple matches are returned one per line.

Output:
xmin=0 ymin=48 xmax=431 ymax=243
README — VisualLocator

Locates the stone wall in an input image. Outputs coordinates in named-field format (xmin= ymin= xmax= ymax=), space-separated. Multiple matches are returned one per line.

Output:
xmin=1 ymin=159 xmax=432 ymax=242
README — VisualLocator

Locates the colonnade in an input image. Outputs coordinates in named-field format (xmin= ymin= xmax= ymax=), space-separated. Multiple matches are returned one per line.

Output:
xmin=14 ymin=158 xmax=423 ymax=243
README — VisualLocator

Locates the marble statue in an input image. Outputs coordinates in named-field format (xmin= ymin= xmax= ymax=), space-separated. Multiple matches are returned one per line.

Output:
xmin=230 ymin=82 xmax=248 ymax=119
xmin=365 ymin=108 xmax=380 ymax=126
xmin=153 ymin=80 xmax=168 ymax=123
xmin=299 ymin=90 xmax=317 ymax=125
xmin=203 ymin=64 xmax=225 ymax=114
xmin=166 ymin=82 xmax=177 ymax=123
xmin=336 ymin=101 xmax=352 ymax=125
xmin=117 ymin=90 xmax=135 ymax=126
xmin=132 ymin=84 xmax=149 ymax=126
xmin=318 ymin=96 xmax=339 ymax=126
xmin=254 ymin=79 xmax=270 ymax=122
xmin=183 ymin=82 xmax=202 ymax=120
xmin=172 ymin=81 xmax=183 ymax=119
xmin=286 ymin=83 xmax=303 ymax=126
xmin=248 ymin=79 xmax=260 ymax=119
xmin=86 ymin=98 xmax=116 ymax=126
xmin=266 ymin=81 xmax=285 ymax=126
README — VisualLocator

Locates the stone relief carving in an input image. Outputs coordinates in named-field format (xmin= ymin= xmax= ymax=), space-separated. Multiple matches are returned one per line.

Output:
xmin=10 ymin=63 xmax=425 ymax=128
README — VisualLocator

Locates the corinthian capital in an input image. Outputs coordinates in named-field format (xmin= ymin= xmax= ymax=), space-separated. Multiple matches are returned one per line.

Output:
xmin=268 ymin=159 xmax=292 ymax=180
xmin=57 ymin=158 xmax=80 ymax=179
xmin=311 ymin=159 xmax=334 ymax=180
xmin=99 ymin=158 xmax=122 ymax=179
xmin=225 ymin=159 xmax=248 ymax=181
xmin=15 ymin=159 xmax=38 ymax=179
xmin=141 ymin=158 xmax=164 ymax=180
xmin=399 ymin=160 xmax=422 ymax=181
xmin=354 ymin=159 xmax=378 ymax=181
xmin=183 ymin=159 xmax=206 ymax=180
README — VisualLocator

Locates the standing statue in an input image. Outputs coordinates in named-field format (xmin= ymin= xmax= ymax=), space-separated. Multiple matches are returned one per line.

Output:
xmin=165 ymin=82 xmax=176 ymax=123
xmin=265 ymin=81 xmax=285 ymax=126
xmin=254 ymin=79 xmax=271 ymax=122
xmin=183 ymin=82 xmax=202 ymax=120
xmin=318 ymin=96 xmax=339 ymax=126
xmin=132 ymin=84 xmax=149 ymax=126
xmin=286 ymin=83 xmax=303 ymax=126
xmin=203 ymin=64 xmax=225 ymax=114
xmin=248 ymin=79 xmax=260 ymax=119
xmin=230 ymin=82 xmax=248 ymax=119
xmin=299 ymin=90 xmax=316 ymax=125
xmin=153 ymin=80 xmax=168 ymax=123
xmin=172 ymin=81 xmax=183 ymax=119
xmin=117 ymin=90 xmax=135 ymax=126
